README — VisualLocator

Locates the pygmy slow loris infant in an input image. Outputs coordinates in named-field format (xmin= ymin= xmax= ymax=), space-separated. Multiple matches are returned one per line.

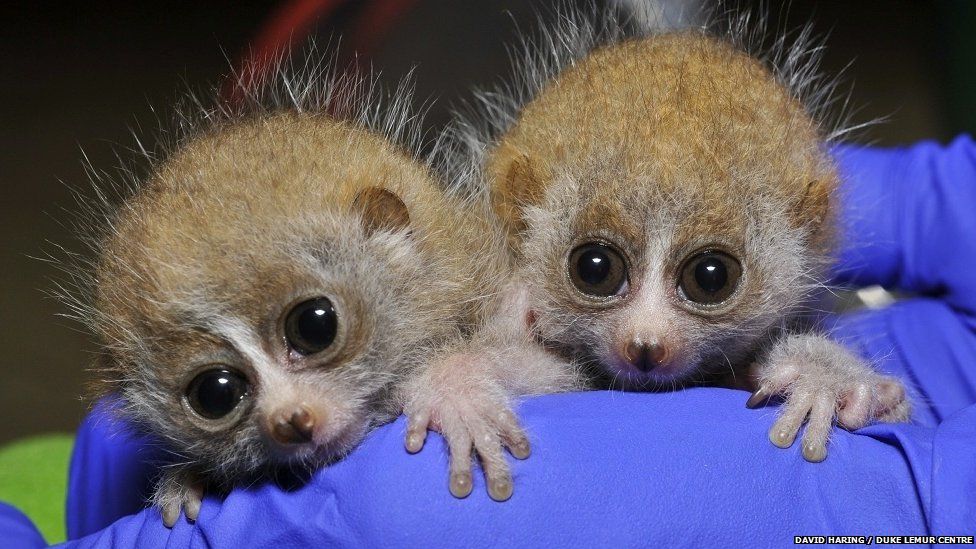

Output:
xmin=410 ymin=5 xmax=912 ymax=487
xmin=71 ymin=65 xmax=507 ymax=525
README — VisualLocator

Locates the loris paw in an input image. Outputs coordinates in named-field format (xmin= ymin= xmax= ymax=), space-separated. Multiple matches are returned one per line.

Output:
xmin=404 ymin=353 xmax=529 ymax=502
xmin=747 ymin=334 xmax=911 ymax=463
xmin=154 ymin=468 xmax=205 ymax=528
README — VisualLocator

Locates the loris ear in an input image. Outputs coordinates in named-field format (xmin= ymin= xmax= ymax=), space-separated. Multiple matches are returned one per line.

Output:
xmin=352 ymin=186 xmax=411 ymax=236
xmin=489 ymin=147 xmax=548 ymax=240
xmin=793 ymin=178 xmax=832 ymax=229
xmin=791 ymin=177 xmax=837 ymax=253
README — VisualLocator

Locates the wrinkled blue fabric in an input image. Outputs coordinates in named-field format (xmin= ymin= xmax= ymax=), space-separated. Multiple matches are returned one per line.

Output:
xmin=0 ymin=502 xmax=47 ymax=549
xmin=28 ymin=137 xmax=976 ymax=546
xmin=63 ymin=400 xmax=164 ymax=542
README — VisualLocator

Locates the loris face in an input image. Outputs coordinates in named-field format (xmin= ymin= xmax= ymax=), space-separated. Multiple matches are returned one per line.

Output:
xmin=484 ymin=33 xmax=838 ymax=390
xmin=92 ymin=114 xmax=460 ymax=480
xmin=518 ymin=157 xmax=827 ymax=389
xmin=100 ymin=208 xmax=435 ymax=478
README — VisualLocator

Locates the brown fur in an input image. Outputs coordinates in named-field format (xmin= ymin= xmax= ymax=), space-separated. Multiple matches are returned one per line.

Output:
xmin=86 ymin=105 xmax=508 ymax=522
xmin=97 ymin=113 xmax=489 ymax=363
xmin=489 ymin=32 xmax=835 ymax=257
xmin=440 ymin=14 xmax=909 ymax=468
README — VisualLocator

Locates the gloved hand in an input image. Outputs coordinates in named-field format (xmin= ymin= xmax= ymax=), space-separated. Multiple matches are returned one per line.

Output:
xmin=0 ymin=502 xmax=46 ymax=548
xmin=57 ymin=137 xmax=976 ymax=547
xmin=830 ymin=139 xmax=976 ymax=426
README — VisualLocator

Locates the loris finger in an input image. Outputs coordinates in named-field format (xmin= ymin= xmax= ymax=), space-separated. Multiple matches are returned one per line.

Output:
xmin=747 ymin=361 xmax=803 ymax=409
xmin=183 ymin=482 xmax=205 ymax=522
xmin=471 ymin=424 xmax=514 ymax=502
xmin=161 ymin=501 xmax=181 ymax=529
xmin=874 ymin=377 xmax=911 ymax=423
xmin=800 ymin=393 xmax=834 ymax=463
xmin=404 ymin=410 xmax=431 ymax=454
xmin=496 ymin=409 xmax=531 ymax=460
xmin=769 ymin=392 xmax=813 ymax=449
xmin=836 ymin=382 xmax=874 ymax=430
xmin=759 ymin=360 xmax=803 ymax=399
xmin=447 ymin=430 xmax=474 ymax=499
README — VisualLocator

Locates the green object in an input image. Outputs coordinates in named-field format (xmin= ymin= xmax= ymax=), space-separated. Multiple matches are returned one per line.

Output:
xmin=0 ymin=433 xmax=74 ymax=544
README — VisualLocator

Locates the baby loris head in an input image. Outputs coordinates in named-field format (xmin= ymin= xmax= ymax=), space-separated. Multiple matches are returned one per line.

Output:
xmin=487 ymin=32 xmax=839 ymax=389
xmin=91 ymin=113 xmax=461 ymax=478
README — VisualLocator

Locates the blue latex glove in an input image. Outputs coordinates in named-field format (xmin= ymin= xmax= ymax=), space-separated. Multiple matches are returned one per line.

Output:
xmin=54 ymin=137 xmax=976 ymax=547
xmin=0 ymin=502 xmax=47 ymax=549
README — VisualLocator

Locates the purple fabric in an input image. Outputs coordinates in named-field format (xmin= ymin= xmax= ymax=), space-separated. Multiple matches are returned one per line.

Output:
xmin=58 ymin=392 xmax=971 ymax=548
xmin=64 ymin=400 xmax=164 ymax=541
xmin=0 ymin=502 xmax=47 ymax=549
xmin=40 ymin=137 xmax=976 ymax=546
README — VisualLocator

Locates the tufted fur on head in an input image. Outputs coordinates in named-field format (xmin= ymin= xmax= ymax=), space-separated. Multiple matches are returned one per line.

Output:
xmin=51 ymin=45 xmax=505 ymax=491
xmin=440 ymin=1 xmax=863 ymax=389
xmin=441 ymin=0 xmax=859 ymax=191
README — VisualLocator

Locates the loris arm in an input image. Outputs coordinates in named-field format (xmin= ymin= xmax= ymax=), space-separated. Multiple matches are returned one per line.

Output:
xmin=736 ymin=136 xmax=976 ymax=462
xmin=400 ymin=278 xmax=580 ymax=501
xmin=747 ymin=332 xmax=910 ymax=462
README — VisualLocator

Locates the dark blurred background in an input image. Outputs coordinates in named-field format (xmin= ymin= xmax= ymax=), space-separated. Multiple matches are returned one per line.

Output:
xmin=0 ymin=0 xmax=971 ymax=444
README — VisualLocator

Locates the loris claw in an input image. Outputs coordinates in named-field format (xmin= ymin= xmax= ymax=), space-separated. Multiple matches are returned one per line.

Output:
xmin=404 ymin=352 xmax=531 ymax=502
xmin=747 ymin=334 xmax=911 ymax=462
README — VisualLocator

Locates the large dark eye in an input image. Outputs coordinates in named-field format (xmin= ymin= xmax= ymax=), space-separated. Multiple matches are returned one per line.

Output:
xmin=678 ymin=250 xmax=742 ymax=305
xmin=284 ymin=297 xmax=338 ymax=355
xmin=568 ymin=242 xmax=628 ymax=297
xmin=185 ymin=368 xmax=249 ymax=420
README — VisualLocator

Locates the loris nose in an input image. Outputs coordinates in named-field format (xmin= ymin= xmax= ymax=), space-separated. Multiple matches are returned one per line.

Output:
xmin=624 ymin=340 xmax=668 ymax=372
xmin=270 ymin=406 xmax=316 ymax=445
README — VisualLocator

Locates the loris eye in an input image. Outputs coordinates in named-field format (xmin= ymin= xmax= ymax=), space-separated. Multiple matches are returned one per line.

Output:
xmin=285 ymin=297 xmax=338 ymax=355
xmin=568 ymin=242 xmax=628 ymax=297
xmin=185 ymin=368 xmax=249 ymax=420
xmin=678 ymin=250 xmax=742 ymax=305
